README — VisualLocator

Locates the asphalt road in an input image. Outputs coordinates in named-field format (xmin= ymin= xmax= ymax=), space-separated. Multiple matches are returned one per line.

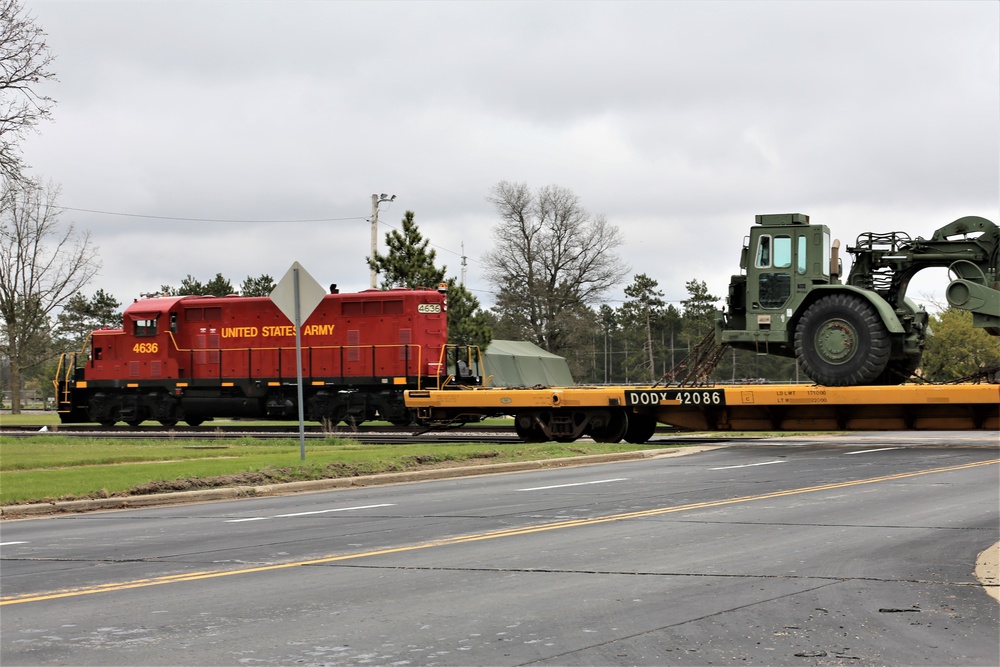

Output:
xmin=1 ymin=432 xmax=997 ymax=666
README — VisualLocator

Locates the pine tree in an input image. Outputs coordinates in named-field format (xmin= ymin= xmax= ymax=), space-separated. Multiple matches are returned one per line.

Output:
xmin=446 ymin=279 xmax=492 ymax=351
xmin=55 ymin=289 xmax=122 ymax=349
xmin=367 ymin=211 xmax=445 ymax=289
xmin=680 ymin=279 xmax=719 ymax=353
xmin=240 ymin=274 xmax=276 ymax=297
xmin=618 ymin=274 xmax=666 ymax=383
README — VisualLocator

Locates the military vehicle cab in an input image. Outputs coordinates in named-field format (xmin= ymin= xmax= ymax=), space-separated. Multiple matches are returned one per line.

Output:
xmin=717 ymin=212 xmax=999 ymax=387
xmin=721 ymin=213 xmax=835 ymax=334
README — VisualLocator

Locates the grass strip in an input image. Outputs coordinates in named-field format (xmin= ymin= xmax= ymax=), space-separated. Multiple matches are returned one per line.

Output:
xmin=0 ymin=437 xmax=683 ymax=505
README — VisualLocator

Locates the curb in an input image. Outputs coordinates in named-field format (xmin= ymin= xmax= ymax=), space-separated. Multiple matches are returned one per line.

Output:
xmin=0 ymin=446 xmax=719 ymax=519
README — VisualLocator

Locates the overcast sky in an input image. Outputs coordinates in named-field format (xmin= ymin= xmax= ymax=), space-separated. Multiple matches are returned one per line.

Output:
xmin=20 ymin=0 xmax=1000 ymax=313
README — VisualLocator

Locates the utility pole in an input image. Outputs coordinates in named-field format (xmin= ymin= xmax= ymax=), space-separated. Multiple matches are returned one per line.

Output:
xmin=461 ymin=242 xmax=467 ymax=286
xmin=369 ymin=193 xmax=396 ymax=289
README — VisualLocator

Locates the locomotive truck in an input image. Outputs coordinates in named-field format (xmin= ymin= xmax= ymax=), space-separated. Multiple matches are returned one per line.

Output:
xmin=715 ymin=213 xmax=999 ymax=386
xmin=54 ymin=285 xmax=480 ymax=427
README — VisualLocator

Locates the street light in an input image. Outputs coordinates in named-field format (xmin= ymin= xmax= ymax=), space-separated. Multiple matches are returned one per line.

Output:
xmin=370 ymin=193 xmax=396 ymax=289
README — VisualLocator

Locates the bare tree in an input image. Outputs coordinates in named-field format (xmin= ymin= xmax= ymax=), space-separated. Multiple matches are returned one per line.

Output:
xmin=0 ymin=0 xmax=56 ymax=184
xmin=484 ymin=181 xmax=628 ymax=357
xmin=0 ymin=179 xmax=99 ymax=412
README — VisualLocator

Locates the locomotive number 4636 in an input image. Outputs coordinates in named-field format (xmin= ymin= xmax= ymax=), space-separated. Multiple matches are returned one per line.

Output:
xmin=133 ymin=342 xmax=159 ymax=354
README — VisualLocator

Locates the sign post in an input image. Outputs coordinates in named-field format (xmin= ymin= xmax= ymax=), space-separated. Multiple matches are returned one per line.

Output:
xmin=270 ymin=262 xmax=327 ymax=461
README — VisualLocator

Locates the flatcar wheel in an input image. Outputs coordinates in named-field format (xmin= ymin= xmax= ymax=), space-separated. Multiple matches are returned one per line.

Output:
xmin=126 ymin=420 xmax=143 ymax=428
xmin=185 ymin=419 xmax=204 ymax=427
xmin=514 ymin=416 xmax=547 ymax=443
xmin=623 ymin=413 xmax=657 ymax=444
xmin=159 ymin=420 xmax=178 ymax=427
xmin=589 ymin=410 xmax=628 ymax=443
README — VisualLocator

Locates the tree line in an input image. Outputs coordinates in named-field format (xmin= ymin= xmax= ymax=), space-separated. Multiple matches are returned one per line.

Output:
xmin=4 ymin=176 xmax=999 ymax=411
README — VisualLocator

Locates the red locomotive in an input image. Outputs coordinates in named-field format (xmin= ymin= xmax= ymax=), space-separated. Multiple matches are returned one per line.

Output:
xmin=54 ymin=286 xmax=474 ymax=426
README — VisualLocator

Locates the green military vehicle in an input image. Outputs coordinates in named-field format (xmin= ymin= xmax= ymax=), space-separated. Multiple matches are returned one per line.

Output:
xmin=715 ymin=213 xmax=999 ymax=386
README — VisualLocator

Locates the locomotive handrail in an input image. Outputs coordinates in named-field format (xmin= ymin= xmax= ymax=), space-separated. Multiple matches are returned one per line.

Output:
xmin=52 ymin=332 xmax=94 ymax=404
xmin=164 ymin=332 xmax=427 ymax=385
xmin=53 ymin=353 xmax=72 ymax=404
xmin=432 ymin=344 xmax=486 ymax=389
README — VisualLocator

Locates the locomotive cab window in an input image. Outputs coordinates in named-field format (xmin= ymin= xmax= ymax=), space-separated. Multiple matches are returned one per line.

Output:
xmin=134 ymin=317 xmax=157 ymax=337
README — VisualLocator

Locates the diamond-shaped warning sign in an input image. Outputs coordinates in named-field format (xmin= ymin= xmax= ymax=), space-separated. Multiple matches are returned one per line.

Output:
xmin=269 ymin=261 xmax=327 ymax=326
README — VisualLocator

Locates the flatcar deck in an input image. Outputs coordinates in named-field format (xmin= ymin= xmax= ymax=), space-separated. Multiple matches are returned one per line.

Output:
xmin=406 ymin=384 xmax=999 ymax=441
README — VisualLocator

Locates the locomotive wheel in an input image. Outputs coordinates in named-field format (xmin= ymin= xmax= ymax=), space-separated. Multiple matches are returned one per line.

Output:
xmin=159 ymin=420 xmax=178 ymax=427
xmin=99 ymin=420 xmax=116 ymax=428
xmin=623 ymin=413 xmax=657 ymax=444
xmin=185 ymin=418 xmax=205 ymax=427
xmin=589 ymin=410 xmax=628 ymax=443
xmin=873 ymin=353 xmax=922 ymax=385
xmin=126 ymin=420 xmax=143 ymax=428
xmin=794 ymin=294 xmax=890 ymax=386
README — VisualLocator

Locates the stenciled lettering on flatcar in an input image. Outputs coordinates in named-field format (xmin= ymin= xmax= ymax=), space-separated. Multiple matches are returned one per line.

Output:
xmin=625 ymin=389 xmax=725 ymax=407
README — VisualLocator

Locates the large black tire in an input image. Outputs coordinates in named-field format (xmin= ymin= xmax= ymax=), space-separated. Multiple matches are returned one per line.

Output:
xmin=794 ymin=294 xmax=890 ymax=386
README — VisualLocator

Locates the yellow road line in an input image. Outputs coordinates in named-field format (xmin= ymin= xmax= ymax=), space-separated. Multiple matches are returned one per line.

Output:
xmin=3 ymin=458 xmax=996 ymax=606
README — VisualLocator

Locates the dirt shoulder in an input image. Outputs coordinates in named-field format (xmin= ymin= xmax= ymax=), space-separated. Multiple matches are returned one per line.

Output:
xmin=976 ymin=541 xmax=999 ymax=602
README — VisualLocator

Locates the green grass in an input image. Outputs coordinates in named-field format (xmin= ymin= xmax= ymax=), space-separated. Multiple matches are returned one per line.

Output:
xmin=0 ymin=437 xmax=681 ymax=505
xmin=1 ymin=412 xmax=62 ymax=426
